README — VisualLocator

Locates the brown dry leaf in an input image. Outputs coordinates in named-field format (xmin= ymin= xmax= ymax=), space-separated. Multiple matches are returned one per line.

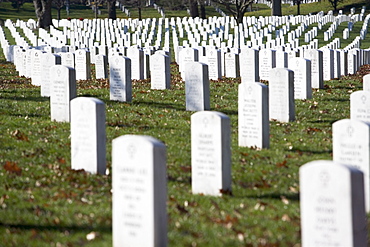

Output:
xmin=281 ymin=214 xmax=291 ymax=222
xmin=176 ymin=204 xmax=188 ymax=214
xmin=11 ymin=130 xmax=29 ymax=141
xmin=3 ymin=161 xmax=22 ymax=176
xmin=276 ymin=160 xmax=288 ymax=168
xmin=281 ymin=196 xmax=289 ymax=205
xmin=180 ymin=166 xmax=191 ymax=172
xmin=57 ymin=157 xmax=66 ymax=164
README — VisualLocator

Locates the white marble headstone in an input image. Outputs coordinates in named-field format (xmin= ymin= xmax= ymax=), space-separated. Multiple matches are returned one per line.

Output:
xmin=185 ymin=62 xmax=210 ymax=111
xmin=75 ymin=49 xmax=91 ymax=80
xmin=303 ymin=49 xmax=323 ymax=89
xmin=239 ymin=48 xmax=259 ymax=83
xmin=110 ymin=56 xmax=132 ymax=102
xmin=191 ymin=111 xmax=231 ymax=196
xmin=41 ymin=52 xmax=61 ymax=97
xmin=333 ymin=119 xmax=370 ymax=212
xmin=95 ymin=54 xmax=108 ymax=79
xmin=238 ymin=82 xmax=269 ymax=149
xmin=112 ymin=135 xmax=167 ymax=247
xmin=50 ymin=65 xmax=77 ymax=122
xmin=150 ymin=53 xmax=170 ymax=89
xmin=300 ymin=160 xmax=367 ymax=247
xmin=288 ymin=57 xmax=312 ymax=100
xmin=350 ymin=90 xmax=370 ymax=123
xmin=269 ymin=68 xmax=295 ymax=122
xmin=71 ymin=97 xmax=106 ymax=175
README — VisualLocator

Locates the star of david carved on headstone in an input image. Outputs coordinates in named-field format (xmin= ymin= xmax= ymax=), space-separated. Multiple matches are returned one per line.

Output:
xmin=115 ymin=58 xmax=119 ymax=65
xmin=319 ymin=170 xmax=330 ymax=188
xmin=127 ymin=143 xmax=136 ymax=159
xmin=347 ymin=125 xmax=354 ymax=137
xmin=57 ymin=69 xmax=61 ymax=77
xmin=276 ymin=70 xmax=281 ymax=77
xmin=264 ymin=50 xmax=267 ymax=55
xmin=296 ymin=60 xmax=299 ymax=67
xmin=361 ymin=95 xmax=367 ymax=104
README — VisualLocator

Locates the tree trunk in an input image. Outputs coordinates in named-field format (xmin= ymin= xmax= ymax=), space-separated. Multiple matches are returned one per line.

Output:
xmin=94 ymin=2 xmax=98 ymax=19
xmin=57 ymin=8 xmax=61 ymax=20
xmin=107 ymin=0 xmax=116 ymax=20
xmin=33 ymin=0 xmax=53 ymax=28
xmin=200 ymin=2 xmax=206 ymax=19
xmin=189 ymin=0 xmax=199 ymax=18
xmin=296 ymin=0 xmax=300 ymax=15
xmin=138 ymin=6 xmax=142 ymax=20
xmin=271 ymin=0 xmax=282 ymax=16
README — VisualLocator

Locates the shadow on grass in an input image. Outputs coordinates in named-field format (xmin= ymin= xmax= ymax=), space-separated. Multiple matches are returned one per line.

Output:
xmin=217 ymin=109 xmax=238 ymax=116
xmin=306 ymin=119 xmax=337 ymax=124
xmin=4 ymin=96 xmax=49 ymax=102
xmin=288 ymin=147 xmax=332 ymax=155
xmin=320 ymin=97 xmax=349 ymax=102
xmin=134 ymin=100 xmax=187 ymax=111
xmin=248 ymin=192 xmax=300 ymax=202
xmin=0 ymin=222 xmax=111 ymax=233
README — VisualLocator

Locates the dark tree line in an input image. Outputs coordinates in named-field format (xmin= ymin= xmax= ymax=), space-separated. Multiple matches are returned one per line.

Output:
xmin=31 ymin=0 xmax=283 ymax=28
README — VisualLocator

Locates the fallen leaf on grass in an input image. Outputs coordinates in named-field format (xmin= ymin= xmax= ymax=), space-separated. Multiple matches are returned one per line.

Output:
xmin=86 ymin=231 xmax=99 ymax=241
xmin=276 ymin=160 xmax=288 ymax=168
xmin=281 ymin=214 xmax=291 ymax=222
xmin=11 ymin=130 xmax=29 ymax=141
xmin=3 ymin=161 xmax=22 ymax=176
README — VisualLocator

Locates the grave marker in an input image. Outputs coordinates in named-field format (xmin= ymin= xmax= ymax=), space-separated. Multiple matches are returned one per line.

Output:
xmin=239 ymin=48 xmax=259 ymax=83
xmin=300 ymin=160 xmax=367 ymax=247
xmin=112 ymin=135 xmax=167 ymax=247
xmin=185 ymin=62 xmax=210 ymax=111
xmin=71 ymin=97 xmax=106 ymax=174
xmin=238 ymin=82 xmax=269 ymax=148
xmin=332 ymin=119 xmax=370 ymax=212
xmin=75 ymin=49 xmax=91 ymax=80
xmin=191 ymin=111 xmax=231 ymax=196
xmin=150 ymin=53 xmax=170 ymax=89
xmin=269 ymin=68 xmax=295 ymax=122
xmin=41 ymin=52 xmax=61 ymax=97
xmin=350 ymin=90 xmax=370 ymax=123
xmin=288 ymin=57 xmax=312 ymax=99
xmin=110 ymin=56 xmax=132 ymax=102
xmin=95 ymin=54 xmax=108 ymax=79
xmin=50 ymin=65 xmax=77 ymax=122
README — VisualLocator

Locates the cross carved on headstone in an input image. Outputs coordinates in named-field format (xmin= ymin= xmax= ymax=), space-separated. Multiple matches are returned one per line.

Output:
xmin=361 ymin=95 xmax=367 ymax=104
xmin=127 ymin=143 xmax=136 ymax=159
xmin=347 ymin=125 xmax=354 ymax=137
xmin=319 ymin=170 xmax=330 ymax=188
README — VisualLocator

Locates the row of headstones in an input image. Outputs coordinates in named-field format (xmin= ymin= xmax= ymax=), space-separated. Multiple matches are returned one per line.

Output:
xmin=69 ymin=82 xmax=370 ymax=246
xmin=6 ymin=5 xmax=367 ymax=54
xmin=177 ymin=46 xmax=369 ymax=84
xmin=2 ymin=10 xmax=326 ymax=52
xmin=4 ymin=37 xmax=370 ymax=247
xmin=10 ymin=43 xmax=170 ymax=82
xmin=113 ymin=72 xmax=370 ymax=247
xmin=301 ymin=73 xmax=370 ymax=246
xmin=2 ymin=10 xmax=363 ymax=62
xmin=1 ymin=51 xmax=366 ymax=246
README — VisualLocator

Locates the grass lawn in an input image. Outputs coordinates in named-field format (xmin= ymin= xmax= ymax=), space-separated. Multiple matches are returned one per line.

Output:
xmin=0 ymin=49 xmax=370 ymax=246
